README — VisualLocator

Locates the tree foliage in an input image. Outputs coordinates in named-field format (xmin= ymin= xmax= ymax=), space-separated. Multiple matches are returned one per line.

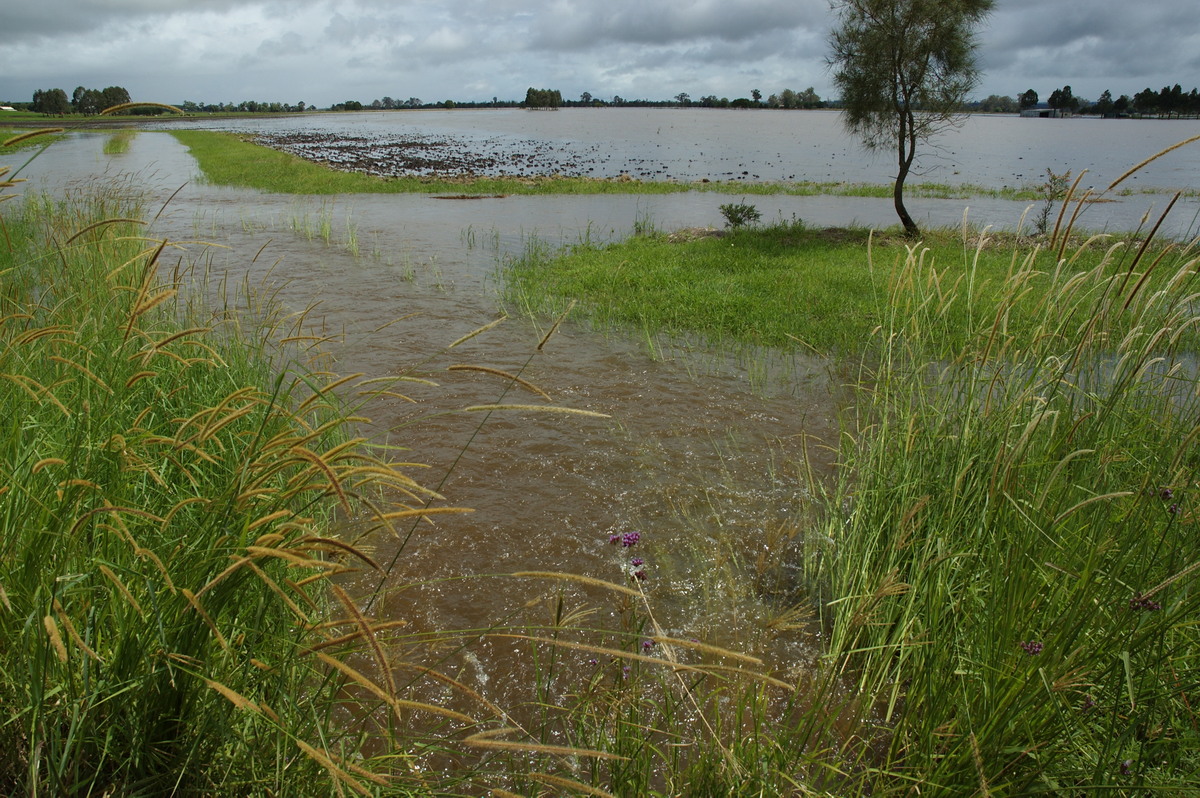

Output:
xmin=828 ymin=0 xmax=994 ymax=236
xmin=31 ymin=88 xmax=70 ymax=115
xmin=1047 ymin=84 xmax=1078 ymax=112
xmin=523 ymin=88 xmax=562 ymax=109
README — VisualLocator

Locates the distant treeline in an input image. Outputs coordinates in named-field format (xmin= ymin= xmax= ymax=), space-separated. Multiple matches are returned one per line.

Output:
xmin=9 ymin=82 xmax=1200 ymax=118
xmin=23 ymin=85 xmax=132 ymax=115
xmin=978 ymin=84 xmax=1200 ymax=118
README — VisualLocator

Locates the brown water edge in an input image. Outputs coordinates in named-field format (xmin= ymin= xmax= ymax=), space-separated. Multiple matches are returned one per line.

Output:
xmin=151 ymin=183 xmax=850 ymax=770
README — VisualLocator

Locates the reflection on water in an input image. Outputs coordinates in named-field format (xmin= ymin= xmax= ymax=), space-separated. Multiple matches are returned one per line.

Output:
xmin=142 ymin=107 xmax=1200 ymax=192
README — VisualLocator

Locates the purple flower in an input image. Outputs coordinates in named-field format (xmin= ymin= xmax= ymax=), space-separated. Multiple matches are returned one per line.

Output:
xmin=1120 ymin=759 xmax=1133 ymax=776
xmin=621 ymin=531 xmax=641 ymax=548
xmin=1129 ymin=594 xmax=1162 ymax=611
xmin=609 ymin=534 xmax=621 ymax=545
xmin=641 ymin=640 xmax=654 ymax=651
xmin=1020 ymin=640 xmax=1043 ymax=656
xmin=1160 ymin=487 xmax=1174 ymax=501
xmin=1168 ymin=503 xmax=1180 ymax=515
xmin=632 ymin=569 xmax=646 ymax=581
xmin=1081 ymin=695 xmax=1096 ymax=712
xmin=630 ymin=557 xmax=644 ymax=567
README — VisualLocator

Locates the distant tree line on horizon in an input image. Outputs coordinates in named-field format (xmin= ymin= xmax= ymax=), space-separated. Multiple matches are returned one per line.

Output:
xmin=26 ymin=85 xmax=131 ymax=115
xmin=995 ymin=84 xmax=1200 ymax=118
xmin=11 ymin=82 xmax=1200 ymax=119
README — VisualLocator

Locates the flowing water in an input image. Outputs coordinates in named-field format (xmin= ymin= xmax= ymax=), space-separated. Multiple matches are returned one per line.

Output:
xmin=5 ymin=115 xmax=1198 ymax=715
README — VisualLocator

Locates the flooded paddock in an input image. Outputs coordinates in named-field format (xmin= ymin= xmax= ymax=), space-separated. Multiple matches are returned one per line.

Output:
xmin=6 ymin=131 xmax=847 ymax=712
xmin=5 ymin=116 xmax=1198 ymax=718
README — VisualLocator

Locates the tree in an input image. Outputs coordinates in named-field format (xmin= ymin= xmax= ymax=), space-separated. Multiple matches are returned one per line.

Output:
xmin=99 ymin=86 xmax=131 ymax=111
xmin=32 ymin=88 xmax=70 ymax=115
xmin=1019 ymin=88 xmax=1038 ymax=109
xmin=979 ymin=94 xmax=1017 ymax=113
xmin=1133 ymin=87 xmax=1158 ymax=116
xmin=828 ymin=0 xmax=994 ymax=237
xmin=752 ymin=89 xmax=762 ymax=103
xmin=1047 ymin=85 xmax=1075 ymax=113
xmin=580 ymin=91 xmax=592 ymax=105
xmin=72 ymin=86 xmax=103 ymax=115
xmin=523 ymin=88 xmax=561 ymax=109
xmin=675 ymin=92 xmax=691 ymax=106
xmin=797 ymin=87 xmax=823 ymax=108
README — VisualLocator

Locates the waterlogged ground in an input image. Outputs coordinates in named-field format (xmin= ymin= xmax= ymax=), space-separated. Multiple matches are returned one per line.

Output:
xmin=5 ymin=131 xmax=842 ymax=711
xmin=6 ymin=123 xmax=1199 ymax=718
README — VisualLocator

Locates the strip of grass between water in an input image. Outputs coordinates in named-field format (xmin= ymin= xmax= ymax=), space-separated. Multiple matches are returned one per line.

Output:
xmin=170 ymin=129 xmax=1048 ymax=200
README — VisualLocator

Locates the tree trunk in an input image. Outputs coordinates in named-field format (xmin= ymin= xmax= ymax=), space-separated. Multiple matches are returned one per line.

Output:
xmin=894 ymin=158 xmax=919 ymax=237
xmin=895 ymin=116 xmax=920 ymax=237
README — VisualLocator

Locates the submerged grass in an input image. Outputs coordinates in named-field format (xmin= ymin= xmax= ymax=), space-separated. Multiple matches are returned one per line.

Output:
xmin=102 ymin=128 xmax=137 ymax=155
xmin=171 ymin=129 xmax=1042 ymax=200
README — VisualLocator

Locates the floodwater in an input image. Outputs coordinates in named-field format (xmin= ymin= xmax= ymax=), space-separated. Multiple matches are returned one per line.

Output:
xmin=4 ymin=114 xmax=1199 ymax=715
xmin=4 ymin=130 xmax=844 ymax=715
xmin=141 ymin=107 xmax=1200 ymax=235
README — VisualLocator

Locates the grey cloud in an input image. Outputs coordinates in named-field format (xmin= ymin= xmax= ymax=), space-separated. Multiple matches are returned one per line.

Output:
xmin=256 ymin=31 xmax=306 ymax=58
xmin=4 ymin=0 xmax=260 ymax=37
xmin=528 ymin=0 xmax=825 ymax=51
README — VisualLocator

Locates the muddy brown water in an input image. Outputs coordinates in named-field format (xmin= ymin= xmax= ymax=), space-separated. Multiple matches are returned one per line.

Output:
xmin=192 ymin=209 xmax=841 ymax=715
xmin=6 ymin=132 xmax=849 ymax=719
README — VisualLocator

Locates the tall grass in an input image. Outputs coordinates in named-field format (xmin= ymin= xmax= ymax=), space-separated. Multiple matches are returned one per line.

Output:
xmin=804 ymin=224 xmax=1200 ymax=791
xmin=0 ymin=183 xmax=471 ymax=794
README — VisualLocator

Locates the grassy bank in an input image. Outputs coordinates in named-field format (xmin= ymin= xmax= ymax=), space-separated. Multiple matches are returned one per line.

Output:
xmin=500 ymin=193 xmax=1200 ymax=791
xmin=170 ymin=129 xmax=1040 ymax=200
xmin=804 ymin=224 xmax=1200 ymax=792
xmin=505 ymin=219 xmax=1195 ymax=357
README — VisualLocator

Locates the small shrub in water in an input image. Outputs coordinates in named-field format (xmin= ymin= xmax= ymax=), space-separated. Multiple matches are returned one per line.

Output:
xmin=719 ymin=200 xmax=762 ymax=229
xmin=1033 ymin=167 xmax=1071 ymax=236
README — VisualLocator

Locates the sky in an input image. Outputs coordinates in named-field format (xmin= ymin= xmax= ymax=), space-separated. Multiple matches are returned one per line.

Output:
xmin=2 ymin=0 xmax=1198 ymax=108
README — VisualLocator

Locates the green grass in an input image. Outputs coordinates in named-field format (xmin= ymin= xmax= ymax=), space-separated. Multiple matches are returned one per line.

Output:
xmin=171 ymin=129 xmax=1044 ymax=200
xmin=505 ymin=219 xmax=1194 ymax=357
xmin=800 ymin=224 xmax=1200 ymax=793
xmin=0 ymin=186 xmax=466 ymax=795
